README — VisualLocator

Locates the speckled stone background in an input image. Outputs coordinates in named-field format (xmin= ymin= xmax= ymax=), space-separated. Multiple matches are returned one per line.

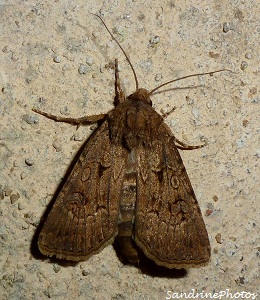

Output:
xmin=0 ymin=1 xmax=259 ymax=299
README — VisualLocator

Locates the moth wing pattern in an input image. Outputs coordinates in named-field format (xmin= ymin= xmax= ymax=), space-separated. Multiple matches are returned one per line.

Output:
xmin=134 ymin=118 xmax=210 ymax=269
xmin=38 ymin=120 xmax=127 ymax=260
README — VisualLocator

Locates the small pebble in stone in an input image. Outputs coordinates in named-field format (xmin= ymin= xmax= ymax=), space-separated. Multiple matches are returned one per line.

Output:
xmin=53 ymin=264 xmax=61 ymax=273
xmin=25 ymin=158 xmax=34 ymax=166
xmin=73 ymin=133 xmax=83 ymax=142
xmin=205 ymin=202 xmax=214 ymax=216
xmin=23 ymin=114 xmax=39 ymax=124
xmin=205 ymin=209 xmax=213 ymax=216
xmin=237 ymin=138 xmax=245 ymax=148
xmin=13 ymin=160 xmax=19 ymax=167
xmin=24 ymin=211 xmax=39 ymax=226
xmin=155 ymin=74 xmax=162 ymax=81
xmin=186 ymin=96 xmax=194 ymax=105
xmin=0 ymin=233 xmax=8 ymax=241
xmin=20 ymin=172 xmax=27 ymax=180
xmin=215 ymin=233 xmax=222 ymax=244
xmin=138 ymin=13 xmax=145 ymax=21
xmin=237 ymin=276 xmax=246 ymax=285
xmin=78 ymin=64 xmax=89 ymax=74
xmin=13 ymin=273 xmax=25 ymax=283
xmin=53 ymin=54 xmax=61 ymax=63
xmin=2 ymin=46 xmax=9 ymax=52
xmin=52 ymin=141 xmax=62 ymax=152
xmin=38 ymin=97 xmax=46 ymax=104
xmin=62 ymin=64 xmax=69 ymax=71
xmin=86 ymin=56 xmax=93 ymax=66
xmin=4 ymin=188 xmax=13 ymax=196
xmin=139 ymin=59 xmax=152 ymax=71
xmin=192 ymin=108 xmax=200 ymax=119
xmin=240 ymin=61 xmax=248 ymax=70
xmin=242 ymin=120 xmax=249 ymax=127
xmin=249 ymin=87 xmax=257 ymax=95
xmin=22 ymin=222 xmax=29 ymax=229
xmin=60 ymin=106 xmax=70 ymax=116
xmin=122 ymin=14 xmax=130 ymax=20
xmin=213 ymin=195 xmax=218 ymax=202
xmin=10 ymin=192 xmax=20 ymax=204
xmin=82 ymin=270 xmax=89 ymax=276
xmin=149 ymin=35 xmax=160 ymax=45
xmin=245 ymin=52 xmax=252 ymax=59
xmin=12 ymin=210 xmax=18 ymax=218
xmin=18 ymin=202 xmax=26 ymax=210
xmin=206 ymin=102 xmax=211 ymax=109
xmin=104 ymin=61 xmax=115 ymax=70
xmin=223 ymin=22 xmax=232 ymax=33
xmin=90 ymin=124 xmax=98 ymax=131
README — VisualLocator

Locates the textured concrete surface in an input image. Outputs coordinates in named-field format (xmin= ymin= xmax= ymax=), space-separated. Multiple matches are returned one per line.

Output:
xmin=0 ymin=1 xmax=259 ymax=299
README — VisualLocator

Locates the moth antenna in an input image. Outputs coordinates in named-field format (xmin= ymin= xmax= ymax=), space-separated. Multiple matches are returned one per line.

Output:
xmin=149 ymin=69 xmax=232 ymax=95
xmin=92 ymin=13 xmax=139 ymax=91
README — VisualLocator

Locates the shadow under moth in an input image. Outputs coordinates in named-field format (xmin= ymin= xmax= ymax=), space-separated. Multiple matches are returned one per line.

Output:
xmin=34 ymin=15 xmax=226 ymax=269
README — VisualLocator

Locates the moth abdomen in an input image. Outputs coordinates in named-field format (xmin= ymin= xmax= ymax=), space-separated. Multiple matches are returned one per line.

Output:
xmin=117 ymin=208 xmax=141 ymax=264
xmin=115 ymin=150 xmax=142 ymax=264
xmin=115 ymin=236 xmax=141 ymax=264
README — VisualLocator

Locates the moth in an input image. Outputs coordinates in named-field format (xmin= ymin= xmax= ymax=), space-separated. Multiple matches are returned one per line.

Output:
xmin=34 ymin=15 xmax=226 ymax=269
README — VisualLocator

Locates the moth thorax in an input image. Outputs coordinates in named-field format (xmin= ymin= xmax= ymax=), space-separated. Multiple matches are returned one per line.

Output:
xmin=128 ymin=88 xmax=152 ymax=105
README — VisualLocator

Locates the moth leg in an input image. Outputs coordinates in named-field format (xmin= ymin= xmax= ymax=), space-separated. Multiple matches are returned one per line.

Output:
xmin=32 ymin=108 xmax=106 ymax=125
xmin=161 ymin=106 xmax=176 ymax=119
xmin=114 ymin=59 xmax=126 ymax=104
xmin=173 ymin=136 xmax=206 ymax=150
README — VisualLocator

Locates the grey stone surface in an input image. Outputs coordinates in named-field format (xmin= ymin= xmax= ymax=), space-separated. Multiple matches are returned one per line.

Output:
xmin=0 ymin=1 xmax=259 ymax=299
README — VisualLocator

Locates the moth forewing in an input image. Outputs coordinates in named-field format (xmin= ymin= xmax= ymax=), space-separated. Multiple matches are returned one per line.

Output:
xmin=38 ymin=120 xmax=125 ymax=261
xmin=125 ymin=101 xmax=211 ymax=269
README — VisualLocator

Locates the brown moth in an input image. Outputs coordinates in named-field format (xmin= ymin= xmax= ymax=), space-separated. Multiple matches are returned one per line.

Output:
xmin=34 ymin=15 xmax=226 ymax=268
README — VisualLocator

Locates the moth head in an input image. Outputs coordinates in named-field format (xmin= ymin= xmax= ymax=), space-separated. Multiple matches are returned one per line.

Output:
xmin=128 ymin=88 xmax=152 ymax=106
